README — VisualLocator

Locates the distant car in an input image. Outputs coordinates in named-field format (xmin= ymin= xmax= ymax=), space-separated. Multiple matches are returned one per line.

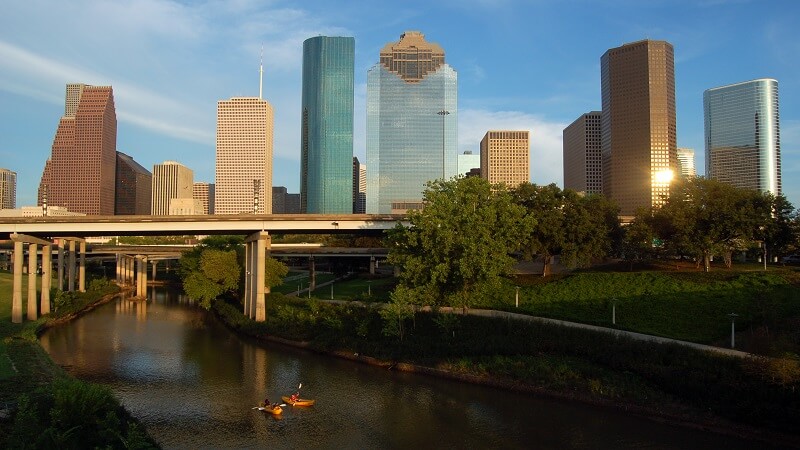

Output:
xmin=781 ymin=255 xmax=800 ymax=265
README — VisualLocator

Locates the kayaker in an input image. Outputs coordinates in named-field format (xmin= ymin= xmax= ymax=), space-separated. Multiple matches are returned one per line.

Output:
xmin=263 ymin=397 xmax=270 ymax=407
xmin=290 ymin=392 xmax=299 ymax=403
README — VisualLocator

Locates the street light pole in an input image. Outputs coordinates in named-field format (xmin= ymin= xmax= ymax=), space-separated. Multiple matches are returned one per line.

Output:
xmin=515 ymin=286 xmax=520 ymax=308
xmin=728 ymin=313 xmax=738 ymax=348
xmin=437 ymin=110 xmax=449 ymax=180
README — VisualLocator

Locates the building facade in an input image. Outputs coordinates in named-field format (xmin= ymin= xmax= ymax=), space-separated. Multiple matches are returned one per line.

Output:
xmin=193 ymin=182 xmax=215 ymax=215
xmin=704 ymin=79 xmax=780 ymax=195
xmin=39 ymin=83 xmax=117 ymax=215
xmin=0 ymin=168 xmax=16 ymax=210
xmin=115 ymin=152 xmax=152 ymax=215
xmin=301 ymin=36 xmax=355 ymax=214
xmin=151 ymin=161 xmax=193 ymax=216
xmin=366 ymin=31 xmax=457 ymax=213
xmin=601 ymin=40 xmax=677 ymax=216
xmin=352 ymin=157 xmax=366 ymax=213
xmin=563 ymin=112 xmax=603 ymax=194
xmin=457 ymin=151 xmax=481 ymax=177
xmin=676 ymin=147 xmax=696 ymax=178
xmin=480 ymin=131 xmax=530 ymax=189
xmin=216 ymin=97 xmax=274 ymax=214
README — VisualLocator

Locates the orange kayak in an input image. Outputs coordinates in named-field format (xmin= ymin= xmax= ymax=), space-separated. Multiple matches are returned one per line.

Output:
xmin=282 ymin=396 xmax=315 ymax=406
xmin=257 ymin=403 xmax=283 ymax=415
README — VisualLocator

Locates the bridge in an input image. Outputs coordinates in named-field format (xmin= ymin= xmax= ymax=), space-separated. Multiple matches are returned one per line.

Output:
xmin=0 ymin=214 xmax=409 ymax=324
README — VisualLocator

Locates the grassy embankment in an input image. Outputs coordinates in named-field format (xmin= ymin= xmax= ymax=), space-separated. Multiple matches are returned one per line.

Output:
xmin=214 ymin=262 xmax=800 ymax=444
xmin=0 ymin=271 xmax=160 ymax=449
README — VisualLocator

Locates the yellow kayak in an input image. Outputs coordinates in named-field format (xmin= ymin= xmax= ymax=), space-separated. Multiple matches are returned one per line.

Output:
xmin=282 ymin=396 xmax=315 ymax=406
xmin=257 ymin=403 xmax=283 ymax=415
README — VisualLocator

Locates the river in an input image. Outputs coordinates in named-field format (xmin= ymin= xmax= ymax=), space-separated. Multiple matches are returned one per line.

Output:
xmin=40 ymin=287 xmax=770 ymax=449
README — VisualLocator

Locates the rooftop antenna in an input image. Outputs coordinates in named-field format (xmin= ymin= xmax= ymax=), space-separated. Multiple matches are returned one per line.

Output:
xmin=259 ymin=43 xmax=264 ymax=100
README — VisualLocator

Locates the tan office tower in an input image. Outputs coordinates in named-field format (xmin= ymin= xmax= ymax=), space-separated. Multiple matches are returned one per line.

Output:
xmin=0 ymin=168 xmax=16 ymax=209
xmin=215 ymin=97 xmax=273 ymax=214
xmin=39 ymin=84 xmax=117 ymax=215
xmin=601 ymin=39 xmax=677 ymax=216
xmin=676 ymin=148 xmax=696 ymax=178
xmin=480 ymin=131 xmax=530 ymax=189
xmin=563 ymin=112 xmax=602 ymax=194
xmin=151 ymin=161 xmax=193 ymax=215
xmin=193 ymin=182 xmax=215 ymax=215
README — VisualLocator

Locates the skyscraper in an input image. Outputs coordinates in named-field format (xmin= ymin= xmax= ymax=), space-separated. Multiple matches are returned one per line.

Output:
xmin=676 ymin=147 xmax=696 ymax=178
xmin=0 ymin=168 xmax=16 ymax=210
xmin=601 ymin=40 xmax=677 ymax=216
xmin=457 ymin=151 xmax=480 ymax=177
xmin=301 ymin=36 xmax=355 ymax=214
xmin=704 ymin=79 xmax=780 ymax=196
xmin=39 ymin=83 xmax=117 ymax=215
xmin=563 ymin=112 xmax=603 ymax=194
xmin=352 ymin=157 xmax=366 ymax=214
xmin=366 ymin=31 xmax=457 ymax=213
xmin=193 ymin=182 xmax=215 ymax=215
xmin=216 ymin=96 xmax=274 ymax=214
xmin=480 ymin=131 xmax=530 ymax=189
xmin=115 ymin=152 xmax=152 ymax=215
xmin=151 ymin=161 xmax=193 ymax=216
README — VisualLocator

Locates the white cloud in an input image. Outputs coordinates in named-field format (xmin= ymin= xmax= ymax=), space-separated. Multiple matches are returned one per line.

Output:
xmin=457 ymin=109 xmax=566 ymax=187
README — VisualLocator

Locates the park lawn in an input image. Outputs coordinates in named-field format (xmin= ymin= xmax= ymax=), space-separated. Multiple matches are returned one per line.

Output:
xmin=326 ymin=276 xmax=396 ymax=302
xmin=271 ymin=272 xmax=338 ymax=295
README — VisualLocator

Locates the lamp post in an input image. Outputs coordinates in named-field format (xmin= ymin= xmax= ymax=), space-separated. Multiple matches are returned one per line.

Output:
xmin=612 ymin=297 xmax=617 ymax=325
xmin=515 ymin=286 xmax=520 ymax=308
xmin=437 ymin=110 xmax=449 ymax=180
xmin=763 ymin=241 xmax=767 ymax=272
xmin=728 ymin=313 xmax=738 ymax=348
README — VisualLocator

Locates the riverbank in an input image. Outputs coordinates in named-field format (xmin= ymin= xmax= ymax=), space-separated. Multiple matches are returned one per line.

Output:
xmin=211 ymin=296 xmax=800 ymax=449
xmin=0 ymin=273 xmax=161 ymax=449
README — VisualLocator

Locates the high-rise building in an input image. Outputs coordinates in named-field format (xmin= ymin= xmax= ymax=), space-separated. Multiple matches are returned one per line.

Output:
xmin=601 ymin=40 xmax=677 ymax=216
xmin=563 ymin=112 xmax=603 ymax=194
xmin=366 ymin=31 xmax=458 ymax=213
xmin=480 ymin=131 xmax=530 ymax=189
xmin=676 ymin=148 xmax=697 ymax=178
xmin=352 ymin=157 xmax=366 ymax=213
xmin=216 ymin=96 xmax=274 ymax=214
xmin=457 ymin=151 xmax=481 ymax=177
xmin=115 ymin=152 xmax=152 ymax=215
xmin=0 ymin=168 xmax=16 ymax=210
xmin=704 ymin=79 xmax=781 ymax=196
xmin=193 ymin=182 xmax=215 ymax=215
xmin=39 ymin=83 xmax=117 ymax=215
xmin=151 ymin=161 xmax=193 ymax=216
xmin=301 ymin=36 xmax=355 ymax=214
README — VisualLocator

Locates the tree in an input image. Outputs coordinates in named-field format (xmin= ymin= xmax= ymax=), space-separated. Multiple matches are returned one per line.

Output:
xmin=761 ymin=194 xmax=798 ymax=260
xmin=513 ymin=183 xmax=618 ymax=276
xmin=387 ymin=176 xmax=531 ymax=308
xmin=621 ymin=208 xmax=659 ymax=268
xmin=653 ymin=177 xmax=772 ymax=271
xmin=264 ymin=256 xmax=289 ymax=290
xmin=182 ymin=249 xmax=240 ymax=309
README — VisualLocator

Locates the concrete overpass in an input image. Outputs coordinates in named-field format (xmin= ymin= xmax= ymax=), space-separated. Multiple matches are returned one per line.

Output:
xmin=0 ymin=214 xmax=408 ymax=324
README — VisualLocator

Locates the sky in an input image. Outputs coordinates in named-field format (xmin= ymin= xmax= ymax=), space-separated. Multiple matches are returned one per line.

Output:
xmin=1 ymin=0 xmax=798 ymax=208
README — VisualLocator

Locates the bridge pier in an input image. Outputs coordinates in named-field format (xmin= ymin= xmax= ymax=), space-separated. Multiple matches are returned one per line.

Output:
xmin=57 ymin=240 xmax=64 ymax=291
xmin=27 ymin=243 xmax=38 ymax=320
xmin=41 ymin=244 xmax=52 ymax=315
xmin=244 ymin=231 xmax=270 ymax=322
xmin=10 ymin=234 xmax=53 ymax=323
xmin=136 ymin=255 xmax=148 ymax=298
xmin=370 ymin=256 xmax=376 ymax=275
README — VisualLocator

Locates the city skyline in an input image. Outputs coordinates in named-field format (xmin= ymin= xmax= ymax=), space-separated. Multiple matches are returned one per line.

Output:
xmin=1 ymin=1 xmax=798 ymax=208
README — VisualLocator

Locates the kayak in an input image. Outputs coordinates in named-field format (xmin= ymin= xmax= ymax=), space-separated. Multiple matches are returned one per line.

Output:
xmin=282 ymin=396 xmax=315 ymax=406
xmin=256 ymin=403 xmax=283 ymax=415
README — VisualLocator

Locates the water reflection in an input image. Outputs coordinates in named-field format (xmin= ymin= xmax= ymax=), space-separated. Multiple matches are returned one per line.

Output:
xmin=40 ymin=287 xmax=771 ymax=449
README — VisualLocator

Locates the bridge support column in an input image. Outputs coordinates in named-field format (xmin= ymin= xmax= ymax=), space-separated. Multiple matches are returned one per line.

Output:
xmin=369 ymin=256 xmax=376 ymax=275
xmin=79 ymin=241 xmax=86 ymax=292
xmin=309 ymin=256 xmax=316 ymax=291
xmin=27 ymin=243 xmax=38 ymax=320
xmin=41 ymin=244 xmax=52 ymax=315
xmin=244 ymin=231 xmax=270 ymax=322
xmin=115 ymin=254 xmax=121 ymax=284
xmin=12 ymin=241 xmax=23 ymax=323
xmin=151 ymin=260 xmax=157 ymax=281
xmin=68 ymin=240 xmax=76 ymax=292
xmin=136 ymin=256 xmax=147 ymax=298
xmin=57 ymin=239 xmax=64 ymax=291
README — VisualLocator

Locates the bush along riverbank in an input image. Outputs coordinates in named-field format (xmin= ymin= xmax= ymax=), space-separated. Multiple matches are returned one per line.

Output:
xmin=0 ymin=274 xmax=161 ymax=449
xmin=212 ymin=293 xmax=800 ymax=447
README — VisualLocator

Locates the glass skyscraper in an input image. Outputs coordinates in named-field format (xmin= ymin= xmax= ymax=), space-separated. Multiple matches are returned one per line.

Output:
xmin=301 ymin=36 xmax=355 ymax=214
xmin=366 ymin=31 xmax=457 ymax=214
xmin=704 ymin=79 xmax=781 ymax=196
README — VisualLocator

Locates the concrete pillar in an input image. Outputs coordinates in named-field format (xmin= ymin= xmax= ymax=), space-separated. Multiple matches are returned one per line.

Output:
xmin=12 ymin=241 xmax=24 ymax=323
xmin=68 ymin=240 xmax=76 ymax=292
xmin=27 ymin=243 xmax=38 ymax=320
xmin=244 ymin=240 xmax=252 ymax=318
xmin=151 ymin=260 xmax=157 ymax=281
xmin=57 ymin=240 xmax=65 ymax=291
xmin=79 ymin=241 xmax=86 ymax=292
xmin=41 ymin=245 xmax=52 ymax=315
xmin=116 ymin=254 xmax=121 ymax=283
xmin=309 ymin=256 xmax=316 ymax=291
xmin=369 ymin=256 xmax=376 ymax=275
xmin=255 ymin=236 xmax=266 ymax=322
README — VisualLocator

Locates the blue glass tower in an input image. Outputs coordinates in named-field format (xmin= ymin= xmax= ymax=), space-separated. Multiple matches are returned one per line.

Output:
xmin=366 ymin=31 xmax=457 ymax=214
xmin=704 ymin=79 xmax=781 ymax=196
xmin=301 ymin=36 xmax=355 ymax=213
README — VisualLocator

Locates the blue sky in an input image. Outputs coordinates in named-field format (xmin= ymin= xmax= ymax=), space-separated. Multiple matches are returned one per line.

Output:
xmin=1 ymin=0 xmax=798 ymax=208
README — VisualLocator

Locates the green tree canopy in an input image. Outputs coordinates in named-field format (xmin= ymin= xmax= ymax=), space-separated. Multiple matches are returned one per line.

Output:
xmin=387 ymin=176 xmax=531 ymax=308
xmin=182 ymin=249 xmax=241 ymax=309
